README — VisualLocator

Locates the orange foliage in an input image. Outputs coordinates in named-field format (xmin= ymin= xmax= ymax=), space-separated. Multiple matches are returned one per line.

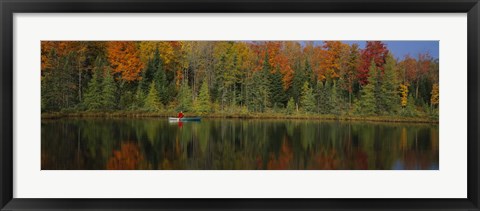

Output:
xmin=402 ymin=54 xmax=418 ymax=83
xmin=303 ymin=42 xmax=324 ymax=81
xmin=248 ymin=42 xmax=295 ymax=89
xmin=106 ymin=41 xmax=144 ymax=81
xmin=106 ymin=142 xmax=145 ymax=170
xmin=308 ymin=149 xmax=340 ymax=170
xmin=41 ymin=41 xmax=83 ymax=71
xmin=318 ymin=41 xmax=350 ymax=80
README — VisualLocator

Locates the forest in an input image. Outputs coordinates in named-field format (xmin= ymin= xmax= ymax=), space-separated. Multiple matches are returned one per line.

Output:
xmin=41 ymin=41 xmax=439 ymax=121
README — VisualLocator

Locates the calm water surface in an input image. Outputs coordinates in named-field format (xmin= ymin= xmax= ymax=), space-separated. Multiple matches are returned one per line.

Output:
xmin=41 ymin=118 xmax=439 ymax=170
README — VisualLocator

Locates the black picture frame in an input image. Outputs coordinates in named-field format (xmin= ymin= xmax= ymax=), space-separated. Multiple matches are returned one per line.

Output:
xmin=1 ymin=0 xmax=479 ymax=210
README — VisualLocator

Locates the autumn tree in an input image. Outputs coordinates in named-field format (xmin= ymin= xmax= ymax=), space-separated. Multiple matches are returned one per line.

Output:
xmin=400 ymin=83 xmax=409 ymax=108
xmin=107 ymin=41 xmax=144 ymax=81
xmin=430 ymin=83 xmax=439 ymax=108
xmin=358 ymin=41 xmax=389 ymax=86
xmin=341 ymin=43 xmax=360 ymax=108
xmin=320 ymin=41 xmax=348 ymax=80
xmin=41 ymin=41 xmax=438 ymax=119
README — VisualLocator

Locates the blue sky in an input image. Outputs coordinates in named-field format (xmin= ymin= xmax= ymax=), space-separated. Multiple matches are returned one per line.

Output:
xmin=313 ymin=41 xmax=439 ymax=60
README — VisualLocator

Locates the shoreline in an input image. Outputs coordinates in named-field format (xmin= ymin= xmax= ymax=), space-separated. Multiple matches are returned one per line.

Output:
xmin=41 ymin=111 xmax=439 ymax=124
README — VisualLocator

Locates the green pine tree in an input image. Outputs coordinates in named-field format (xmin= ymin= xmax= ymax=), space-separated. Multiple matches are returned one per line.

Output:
xmin=194 ymin=80 xmax=212 ymax=114
xmin=134 ymin=86 xmax=145 ymax=110
xmin=317 ymin=80 xmax=329 ymax=114
xmin=177 ymin=82 xmax=193 ymax=112
xmin=291 ymin=60 xmax=307 ymax=104
xmin=325 ymin=79 xmax=334 ymax=113
xmin=286 ymin=97 xmax=295 ymax=114
xmin=330 ymin=80 xmax=340 ymax=115
xmin=144 ymin=82 xmax=161 ymax=111
xmin=269 ymin=69 xmax=287 ymax=108
xmin=118 ymin=81 xmax=135 ymax=110
xmin=83 ymin=56 xmax=104 ymax=110
xmin=139 ymin=58 xmax=155 ymax=94
xmin=380 ymin=54 xmax=401 ymax=114
xmin=401 ymin=94 xmax=418 ymax=117
xmin=153 ymin=56 xmax=167 ymax=105
xmin=246 ymin=71 xmax=264 ymax=112
xmin=101 ymin=68 xmax=117 ymax=110
xmin=300 ymin=81 xmax=316 ymax=113
xmin=356 ymin=60 xmax=378 ymax=115
xmin=260 ymin=52 xmax=272 ymax=110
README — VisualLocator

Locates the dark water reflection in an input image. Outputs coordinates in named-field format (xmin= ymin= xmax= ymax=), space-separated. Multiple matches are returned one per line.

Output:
xmin=41 ymin=118 xmax=439 ymax=170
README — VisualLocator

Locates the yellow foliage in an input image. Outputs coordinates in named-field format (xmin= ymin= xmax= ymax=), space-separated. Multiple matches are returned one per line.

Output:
xmin=431 ymin=83 xmax=439 ymax=106
xmin=400 ymin=83 xmax=409 ymax=107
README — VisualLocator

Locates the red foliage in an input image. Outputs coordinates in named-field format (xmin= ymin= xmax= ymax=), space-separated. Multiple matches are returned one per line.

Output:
xmin=358 ymin=41 xmax=389 ymax=85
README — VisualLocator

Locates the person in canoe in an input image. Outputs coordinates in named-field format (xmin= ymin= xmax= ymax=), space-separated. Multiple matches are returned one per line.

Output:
xmin=177 ymin=111 xmax=184 ymax=128
xmin=178 ymin=111 xmax=184 ymax=119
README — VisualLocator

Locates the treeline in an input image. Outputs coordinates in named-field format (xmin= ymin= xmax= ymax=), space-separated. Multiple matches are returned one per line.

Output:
xmin=41 ymin=41 xmax=439 ymax=118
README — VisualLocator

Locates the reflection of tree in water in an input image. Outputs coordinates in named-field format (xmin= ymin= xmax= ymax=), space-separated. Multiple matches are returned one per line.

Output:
xmin=267 ymin=137 xmax=294 ymax=170
xmin=106 ymin=142 xmax=145 ymax=170
xmin=42 ymin=118 xmax=439 ymax=170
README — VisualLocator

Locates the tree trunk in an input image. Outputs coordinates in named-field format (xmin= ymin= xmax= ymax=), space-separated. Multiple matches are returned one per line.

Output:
xmin=78 ymin=67 xmax=82 ymax=102
xmin=415 ymin=80 xmax=419 ymax=99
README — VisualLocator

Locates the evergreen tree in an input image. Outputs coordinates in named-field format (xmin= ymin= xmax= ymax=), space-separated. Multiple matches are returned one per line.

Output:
xmin=401 ymin=94 xmax=418 ymax=117
xmin=286 ymin=97 xmax=295 ymax=114
xmin=317 ymin=80 xmax=329 ymax=114
xmin=83 ymin=56 xmax=104 ymax=110
xmin=246 ymin=71 xmax=265 ymax=112
xmin=269 ymin=69 xmax=287 ymax=108
xmin=330 ymin=80 xmax=340 ymax=115
xmin=379 ymin=55 xmax=401 ymax=114
xmin=134 ymin=86 xmax=145 ymax=110
xmin=144 ymin=82 xmax=161 ymax=111
xmin=261 ymin=52 xmax=272 ymax=109
xmin=153 ymin=57 xmax=167 ymax=105
xmin=118 ymin=81 xmax=135 ymax=110
xmin=42 ymin=52 xmax=78 ymax=111
xmin=152 ymin=47 xmax=161 ymax=70
xmin=177 ymin=82 xmax=193 ymax=112
xmin=194 ymin=80 xmax=212 ymax=114
xmin=101 ymin=68 xmax=117 ymax=110
xmin=300 ymin=81 xmax=316 ymax=113
xmin=356 ymin=60 xmax=378 ymax=115
xmin=139 ymin=58 xmax=155 ymax=94
xmin=291 ymin=60 xmax=308 ymax=104
xmin=325 ymin=79 xmax=334 ymax=113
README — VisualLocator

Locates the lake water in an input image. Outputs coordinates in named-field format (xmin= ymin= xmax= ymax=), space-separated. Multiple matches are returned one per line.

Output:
xmin=41 ymin=118 xmax=439 ymax=170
